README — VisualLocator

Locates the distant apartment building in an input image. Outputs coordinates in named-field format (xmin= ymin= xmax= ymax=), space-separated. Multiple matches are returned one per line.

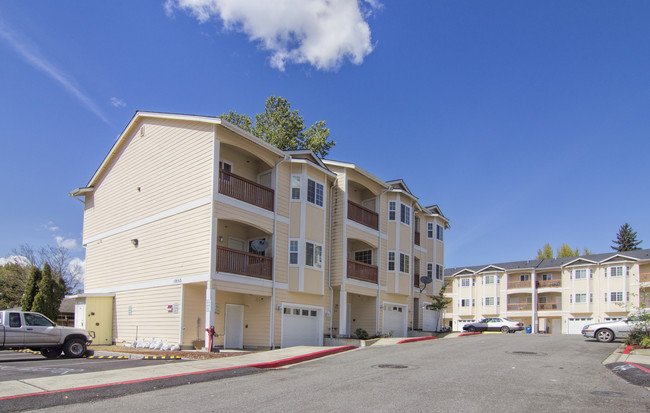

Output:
xmin=443 ymin=250 xmax=650 ymax=334
xmin=70 ymin=111 xmax=449 ymax=349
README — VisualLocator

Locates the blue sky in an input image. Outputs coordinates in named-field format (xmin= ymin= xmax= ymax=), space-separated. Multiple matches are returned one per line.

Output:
xmin=0 ymin=1 xmax=648 ymax=274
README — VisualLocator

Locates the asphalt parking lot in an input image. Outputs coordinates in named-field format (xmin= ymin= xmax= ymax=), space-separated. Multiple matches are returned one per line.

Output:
xmin=0 ymin=350 xmax=186 ymax=382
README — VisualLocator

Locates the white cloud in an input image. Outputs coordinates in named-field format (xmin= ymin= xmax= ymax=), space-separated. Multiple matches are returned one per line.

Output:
xmin=68 ymin=257 xmax=86 ymax=284
xmin=165 ymin=0 xmax=379 ymax=71
xmin=110 ymin=97 xmax=126 ymax=108
xmin=0 ymin=255 xmax=31 ymax=266
xmin=55 ymin=236 xmax=79 ymax=250
xmin=0 ymin=18 xmax=112 ymax=126
xmin=43 ymin=221 xmax=59 ymax=232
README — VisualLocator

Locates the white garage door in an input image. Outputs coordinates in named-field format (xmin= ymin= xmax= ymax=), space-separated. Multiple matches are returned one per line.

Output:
xmin=422 ymin=308 xmax=438 ymax=331
xmin=281 ymin=306 xmax=322 ymax=348
xmin=457 ymin=319 xmax=476 ymax=331
xmin=383 ymin=304 xmax=407 ymax=337
xmin=567 ymin=318 xmax=593 ymax=334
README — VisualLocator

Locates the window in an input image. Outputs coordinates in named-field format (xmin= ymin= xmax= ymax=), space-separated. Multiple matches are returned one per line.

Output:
xmin=461 ymin=278 xmax=470 ymax=287
xmin=497 ymin=297 xmax=500 ymax=305
xmin=542 ymin=274 xmax=553 ymax=281
xmin=305 ymin=242 xmax=323 ymax=269
xmin=354 ymin=250 xmax=372 ymax=265
xmin=575 ymin=269 xmax=587 ymax=279
xmin=461 ymin=299 xmax=470 ymax=307
xmin=291 ymin=175 xmax=301 ymax=200
xmin=610 ymin=266 xmax=623 ymax=277
xmin=24 ymin=313 xmax=55 ymax=327
xmin=575 ymin=293 xmax=587 ymax=303
xmin=219 ymin=161 xmax=232 ymax=172
xmin=485 ymin=297 xmax=495 ymax=306
xmin=9 ymin=313 xmax=21 ymax=328
xmin=520 ymin=274 xmax=530 ymax=282
xmin=389 ymin=201 xmax=396 ymax=221
xmin=436 ymin=265 xmax=443 ymax=280
xmin=485 ymin=275 xmax=494 ymax=284
xmin=307 ymin=179 xmax=324 ymax=207
xmin=399 ymin=253 xmax=410 ymax=273
xmin=436 ymin=224 xmax=444 ymax=241
xmin=400 ymin=204 xmax=411 ymax=225
xmin=427 ymin=223 xmax=434 ymax=239
xmin=289 ymin=240 xmax=299 ymax=265
xmin=610 ymin=292 xmax=623 ymax=302
xmin=427 ymin=263 xmax=433 ymax=278
xmin=388 ymin=251 xmax=395 ymax=271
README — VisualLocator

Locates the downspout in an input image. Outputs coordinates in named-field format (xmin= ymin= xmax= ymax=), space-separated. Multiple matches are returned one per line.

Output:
xmin=328 ymin=177 xmax=337 ymax=338
xmin=270 ymin=154 xmax=290 ymax=349
xmin=375 ymin=186 xmax=392 ymax=335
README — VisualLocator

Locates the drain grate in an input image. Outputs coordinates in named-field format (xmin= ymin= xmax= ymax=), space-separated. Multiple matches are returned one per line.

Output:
xmin=377 ymin=364 xmax=408 ymax=369
xmin=512 ymin=351 xmax=537 ymax=355
xmin=506 ymin=351 xmax=548 ymax=356
xmin=590 ymin=391 xmax=625 ymax=398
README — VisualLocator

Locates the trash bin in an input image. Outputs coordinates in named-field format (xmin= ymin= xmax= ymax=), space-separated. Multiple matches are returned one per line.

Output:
xmin=525 ymin=326 xmax=532 ymax=334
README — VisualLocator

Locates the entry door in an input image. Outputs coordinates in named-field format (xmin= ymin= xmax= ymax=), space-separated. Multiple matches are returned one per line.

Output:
xmin=75 ymin=299 xmax=86 ymax=329
xmin=551 ymin=319 xmax=562 ymax=334
xmin=224 ymin=304 xmax=244 ymax=349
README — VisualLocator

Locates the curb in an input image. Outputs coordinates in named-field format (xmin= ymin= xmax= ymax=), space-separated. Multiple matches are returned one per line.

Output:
xmin=458 ymin=332 xmax=482 ymax=337
xmin=396 ymin=337 xmax=438 ymax=344
xmin=250 ymin=345 xmax=356 ymax=369
xmin=624 ymin=345 xmax=633 ymax=355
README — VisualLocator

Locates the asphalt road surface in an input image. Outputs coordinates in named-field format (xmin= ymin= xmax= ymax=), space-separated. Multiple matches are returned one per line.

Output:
xmin=27 ymin=334 xmax=650 ymax=412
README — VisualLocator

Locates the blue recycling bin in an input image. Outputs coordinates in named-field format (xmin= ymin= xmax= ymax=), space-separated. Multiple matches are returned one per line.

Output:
xmin=525 ymin=326 xmax=532 ymax=334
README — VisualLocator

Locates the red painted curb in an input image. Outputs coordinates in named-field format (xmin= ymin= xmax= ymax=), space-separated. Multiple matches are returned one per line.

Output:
xmin=397 ymin=337 xmax=438 ymax=344
xmin=626 ymin=361 xmax=650 ymax=373
xmin=458 ymin=332 xmax=483 ymax=337
xmin=0 ymin=345 xmax=357 ymax=401
xmin=623 ymin=345 xmax=633 ymax=355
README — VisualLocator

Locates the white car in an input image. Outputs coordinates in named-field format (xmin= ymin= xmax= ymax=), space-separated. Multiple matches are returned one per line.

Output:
xmin=582 ymin=314 xmax=649 ymax=342
xmin=462 ymin=317 xmax=524 ymax=333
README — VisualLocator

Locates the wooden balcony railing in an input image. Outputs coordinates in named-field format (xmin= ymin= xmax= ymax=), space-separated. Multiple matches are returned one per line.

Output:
xmin=414 ymin=271 xmax=421 ymax=287
xmin=414 ymin=231 xmax=421 ymax=246
xmin=217 ymin=246 xmax=272 ymax=280
xmin=538 ymin=303 xmax=562 ymax=311
xmin=347 ymin=259 xmax=378 ymax=284
xmin=536 ymin=279 xmax=562 ymax=288
xmin=219 ymin=169 xmax=274 ymax=211
xmin=348 ymin=201 xmax=378 ymax=230
xmin=507 ymin=303 xmax=532 ymax=311
xmin=641 ymin=273 xmax=650 ymax=283
xmin=508 ymin=280 xmax=532 ymax=289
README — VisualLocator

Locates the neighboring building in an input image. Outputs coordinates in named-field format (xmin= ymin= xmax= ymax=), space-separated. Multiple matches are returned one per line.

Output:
xmin=443 ymin=250 xmax=650 ymax=334
xmin=70 ymin=111 xmax=449 ymax=349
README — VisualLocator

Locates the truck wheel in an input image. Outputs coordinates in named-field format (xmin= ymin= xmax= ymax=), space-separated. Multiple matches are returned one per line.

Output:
xmin=63 ymin=338 xmax=87 ymax=358
xmin=41 ymin=348 xmax=62 ymax=359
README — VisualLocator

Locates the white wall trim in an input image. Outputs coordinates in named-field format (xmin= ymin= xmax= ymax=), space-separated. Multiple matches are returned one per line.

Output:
xmin=215 ymin=272 xmax=273 ymax=288
xmin=347 ymin=219 xmax=379 ymax=236
xmin=85 ymin=272 xmax=210 ymax=294
xmin=215 ymin=193 xmax=275 ymax=220
xmin=345 ymin=277 xmax=381 ymax=293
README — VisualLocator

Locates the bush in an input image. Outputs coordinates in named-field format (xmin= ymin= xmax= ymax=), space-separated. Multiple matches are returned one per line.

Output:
xmin=625 ymin=329 xmax=648 ymax=345
xmin=640 ymin=337 xmax=650 ymax=348
xmin=354 ymin=328 xmax=369 ymax=339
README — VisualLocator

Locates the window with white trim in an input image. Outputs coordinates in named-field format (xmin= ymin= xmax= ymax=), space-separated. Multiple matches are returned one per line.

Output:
xmin=291 ymin=175 xmax=301 ymax=200
xmin=485 ymin=297 xmax=495 ymax=306
xmin=305 ymin=242 xmax=323 ymax=269
xmin=436 ymin=264 xmax=443 ymax=280
xmin=610 ymin=266 xmax=623 ymax=277
xmin=399 ymin=253 xmax=410 ymax=273
xmin=460 ymin=299 xmax=470 ymax=307
xmin=388 ymin=201 xmax=396 ymax=221
xmin=575 ymin=293 xmax=587 ymax=303
xmin=400 ymin=204 xmax=411 ymax=225
xmin=485 ymin=275 xmax=494 ymax=284
xmin=289 ymin=240 xmax=299 ymax=265
xmin=354 ymin=250 xmax=372 ymax=265
xmin=427 ymin=222 xmax=433 ymax=238
xmin=436 ymin=225 xmax=444 ymax=241
xmin=461 ymin=278 xmax=470 ymax=287
xmin=541 ymin=274 xmax=553 ymax=281
xmin=520 ymin=274 xmax=530 ymax=282
xmin=307 ymin=179 xmax=324 ymax=207
xmin=388 ymin=251 xmax=395 ymax=271
xmin=574 ymin=269 xmax=587 ymax=279
xmin=610 ymin=291 xmax=623 ymax=302
xmin=427 ymin=263 xmax=433 ymax=278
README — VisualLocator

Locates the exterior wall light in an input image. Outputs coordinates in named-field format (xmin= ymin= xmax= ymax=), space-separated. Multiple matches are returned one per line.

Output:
xmin=131 ymin=239 xmax=139 ymax=247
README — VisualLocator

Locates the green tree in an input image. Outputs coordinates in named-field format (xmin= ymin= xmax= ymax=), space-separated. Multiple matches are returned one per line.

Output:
xmin=583 ymin=247 xmax=592 ymax=256
xmin=221 ymin=95 xmax=336 ymax=158
xmin=557 ymin=244 xmax=579 ymax=258
xmin=21 ymin=266 xmax=42 ymax=311
xmin=427 ymin=283 xmax=453 ymax=331
xmin=0 ymin=263 xmax=28 ymax=309
xmin=537 ymin=243 xmax=554 ymax=259
xmin=611 ymin=223 xmax=642 ymax=252
xmin=31 ymin=263 xmax=61 ymax=321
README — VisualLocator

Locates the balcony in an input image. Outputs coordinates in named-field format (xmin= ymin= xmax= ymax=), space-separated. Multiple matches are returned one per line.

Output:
xmin=348 ymin=201 xmax=378 ymax=230
xmin=507 ymin=303 xmax=532 ymax=311
xmin=538 ymin=302 xmax=562 ymax=311
xmin=216 ymin=246 xmax=272 ymax=280
xmin=414 ymin=231 xmax=420 ymax=246
xmin=641 ymin=273 xmax=650 ymax=283
xmin=536 ymin=279 xmax=561 ymax=288
xmin=347 ymin=259 xmax=378 ymax=284
xmin=508 ymin=280 xmax=532 ymax=289
xmin=219 ymin=169 xmax=274 ymax=211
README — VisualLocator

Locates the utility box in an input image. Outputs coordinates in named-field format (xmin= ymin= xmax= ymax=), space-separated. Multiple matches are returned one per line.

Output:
xmin=71 ymin=294 xmax=114 ymax=345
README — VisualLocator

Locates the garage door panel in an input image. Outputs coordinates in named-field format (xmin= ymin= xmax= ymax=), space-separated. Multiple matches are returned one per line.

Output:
xmin=567 ymin=318 xmax=593 ymax=334
xmin=382 ymin=305 xmax=407 ymax=337
xmin=282 ymin=306 xmax=322 ymax=348
xmin=422 ymin=309 xmax=437 ymax=331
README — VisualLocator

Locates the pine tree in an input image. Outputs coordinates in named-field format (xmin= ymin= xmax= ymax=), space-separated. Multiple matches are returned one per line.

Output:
xmin=611 ymin=223 xmax=643 ymax=252
xmin=31 ymin=263 xmax=60 ymax=321
xmin=537 ymin=243 xmax=554 ymax=259
xmin=21 ymin=266 xmax=42 ymax=311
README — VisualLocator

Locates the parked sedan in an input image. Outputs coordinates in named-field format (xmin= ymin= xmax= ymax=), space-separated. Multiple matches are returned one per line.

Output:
xmin=462 ymin=318 xmax=524 ymax=333
xmin=582 ymin=314 xmax=648 ymax=342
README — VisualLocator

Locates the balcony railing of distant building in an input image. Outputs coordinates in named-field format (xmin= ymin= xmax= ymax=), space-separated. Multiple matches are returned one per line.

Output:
xmin=536 ymin=279 xmax=562 ymax=288
xmin=507 ymin=280 xmax=532 ymax=289
xmin=414 ymin=231 xmax=420 ymax=246
xmin=217 ymin=246 xmax=272 ymax=280
xmin=347 ymin=259 xmax=378 ymax=284
xmin=641 ymin=273 xmax=650 ymax=283
xmin=348 ymin=201 xmax=379 ymax=230
xmin=537 ymin=302 xmax=562 ymax=311
xmin=507 ymin=303 xmax=532 ymax=311
xmin=219 ymin=169 xmax=274 ymax=211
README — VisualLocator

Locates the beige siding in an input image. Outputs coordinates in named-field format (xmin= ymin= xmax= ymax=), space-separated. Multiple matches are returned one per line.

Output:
xmin=330 ymin=174 xmax=346 ymax=286
xmin=305 ymin=205 xmax=325 ymax=241
xmin=346 ymin=283 xmax=378 ymax=296
xmin=275 ymin=222 xmax=289 ymax=284
xmin=276 ymin=162 xmax=291 ymax=219
xmin=215 ymin=279 xmax=272 ymax=297
xmin=214 ymin=200 xmax=273 ymax=234
xmin=288 ymin=268 xmax=300 ymax=292
xmin=212 ymin=291 xmax=270 ymax=348
xmin=304 ymin=268 xmax=324 ymax=295
xmin=290 ymin=203 xmax=301 ymax=238
xmin=84 ymin=118 xmax=214 ymax=240
xmin=85 ymin=204 xmax=211 ymax=291
xmin=349 ymin=294 xmax=377 ymax=336
xmin=181 ymin=283 xmax=206 ymax=347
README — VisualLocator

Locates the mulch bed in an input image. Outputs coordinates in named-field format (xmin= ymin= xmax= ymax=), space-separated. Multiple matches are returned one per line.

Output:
xmin=88 ymin=345 xmax=252 ymax=360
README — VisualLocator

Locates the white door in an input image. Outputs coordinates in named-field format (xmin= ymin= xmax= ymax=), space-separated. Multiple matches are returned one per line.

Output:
xmin=282 ymin=306 xmax=322 ymax=348
xmin=224 ymin=304 xmax=244 ymax=349
xmin=382 ymin=304 xmax=407 ymax=337
xmin=551 ymin=318 xmax=562 ymax=334
xmin=567 ymin=318 xmax=593 ymax=334
xmin=74 ymin=298 xmax=86 ymax=329
xmin=422 ymin=308 xmax=438 ymax=331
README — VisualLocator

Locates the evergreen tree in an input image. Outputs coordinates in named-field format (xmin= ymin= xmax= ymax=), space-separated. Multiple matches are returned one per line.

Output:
xmin=611 ymin=223 xmax=643 ymax=252
xmin=31 ymin=263 xmax=61 ymax=321
xmin=557 ymin=244 xmax=579 ymax=258
xmin=0 ymin=264 xmax=27 ymax=309
xmin=537 ymin=243 xmax=554 ymax=259
xmin=21 ymin=266 xmax=42 ymax=311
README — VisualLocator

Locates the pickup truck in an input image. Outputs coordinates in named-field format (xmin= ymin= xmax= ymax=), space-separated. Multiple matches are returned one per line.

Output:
xmin=0 ymin=310 xmax=94 ymax=358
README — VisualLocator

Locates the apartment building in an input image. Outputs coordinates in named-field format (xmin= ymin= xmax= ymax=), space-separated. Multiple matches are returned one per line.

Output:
xmin=443 ymin=250 xmax=650 ymax=334
xmin=70 ymin=111 xmax=449 ymax=349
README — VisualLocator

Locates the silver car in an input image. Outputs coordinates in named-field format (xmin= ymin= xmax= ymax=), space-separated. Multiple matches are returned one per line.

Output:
xmin=581 ymin=314 xmax=648 ymax=342
xmin=462 ymin=317 xmax=524 ymax=333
